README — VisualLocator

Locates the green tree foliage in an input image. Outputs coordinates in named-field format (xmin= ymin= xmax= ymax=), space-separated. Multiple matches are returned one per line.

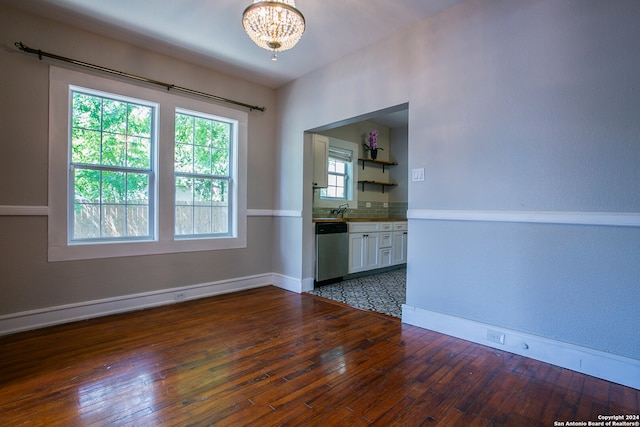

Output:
xmin=71 ymin=91 xmax=152 ymax=239
xmin=70 ymin=92 xmax=233 ymax=239
xmin=174 ymin=112 xmax=232 ymax=236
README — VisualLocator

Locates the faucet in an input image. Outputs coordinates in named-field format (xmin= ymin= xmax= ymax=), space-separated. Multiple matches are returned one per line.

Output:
xmin=330 ymin=203 xmax=349 ymax=218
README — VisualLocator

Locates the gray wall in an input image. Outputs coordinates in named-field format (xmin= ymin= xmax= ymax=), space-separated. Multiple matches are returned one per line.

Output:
xmin=277 ymin=0 xmax=640 ymax=360
xmin=389 ymin=126 xmax=408 ymax=204
xmin=0 ymin=5 xmax=277 ymax=314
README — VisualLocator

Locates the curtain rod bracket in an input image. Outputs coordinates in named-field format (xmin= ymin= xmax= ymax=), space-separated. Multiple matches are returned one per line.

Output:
xmin=14 ymin=41 xmax=266 ymax=113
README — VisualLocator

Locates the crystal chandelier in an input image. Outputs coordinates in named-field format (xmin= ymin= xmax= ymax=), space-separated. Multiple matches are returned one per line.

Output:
xmin=242 ymin=0 xmax=306 ymax=60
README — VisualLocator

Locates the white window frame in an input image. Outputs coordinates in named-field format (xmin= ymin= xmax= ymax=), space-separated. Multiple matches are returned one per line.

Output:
xmin=313 ymin=137 xmax=358 ymax=209
xmin=68 ymin=87 xmax=158 ymax=243
xmin=321 ymin=149 xmax=351 ymax=200
xmin=173 ymin=108 xmax=236 ymax=239
xmin=49 ymin=66 xmax=247 ymax=261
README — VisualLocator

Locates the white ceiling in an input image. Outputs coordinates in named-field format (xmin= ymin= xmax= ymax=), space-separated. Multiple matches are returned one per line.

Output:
xmin=19 ymin=0 xmax=465 ymax=89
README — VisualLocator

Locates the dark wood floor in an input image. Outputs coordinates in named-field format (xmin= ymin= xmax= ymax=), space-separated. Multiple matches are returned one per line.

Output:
xmin=0 ymin=286 xmax=637 ymax=426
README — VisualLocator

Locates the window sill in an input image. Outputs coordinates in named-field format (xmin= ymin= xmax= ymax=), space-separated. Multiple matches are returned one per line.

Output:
xmin=49 ymin=235 xmax=247 ymax=262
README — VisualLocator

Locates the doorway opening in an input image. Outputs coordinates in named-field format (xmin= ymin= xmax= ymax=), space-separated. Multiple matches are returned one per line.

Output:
xmin=306 ymin=104 xmax=409 ymax=318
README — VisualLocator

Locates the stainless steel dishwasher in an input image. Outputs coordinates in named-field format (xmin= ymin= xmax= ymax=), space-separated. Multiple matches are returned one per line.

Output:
xmin=315 ymin=222 xmax=348 ymax=285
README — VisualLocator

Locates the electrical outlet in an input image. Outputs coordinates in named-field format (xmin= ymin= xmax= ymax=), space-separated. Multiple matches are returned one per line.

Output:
xmin=383 ymin=202 xmax=389 ymax=208
xmin=487 ymin=330 xmax=505 ymax=344
xmin=174 ymin=292 xmax=186 ymax=301
xmin=366 ymin=202 xmax=371 ymax=208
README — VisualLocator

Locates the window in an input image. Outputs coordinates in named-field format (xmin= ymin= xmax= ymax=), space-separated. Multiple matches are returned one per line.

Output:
xmin=70 ymin=89 xmax=155 ymax=241
xmin=174 ymin=110 xmax=233 ymax=237
xmin=314 ymin=138 xmax=358 ymax=209
xmin=49 ymin=66 xmax=247 ymax=261
xmin=321 ymin=147 xmax=353 ymax=201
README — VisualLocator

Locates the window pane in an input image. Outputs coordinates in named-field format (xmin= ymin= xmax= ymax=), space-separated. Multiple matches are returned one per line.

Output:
xmin=175 ymin=143 xmax=193 ymax=173
xmin=128 ymin=104 xmax=152 ymax=137
xmin=127 ymin=205 xmax=148 ymax=236
xmin=102 ymin=171 xmax=126 ymax=203
xmin=127 ymin=136 xmax=151 ymax=169
xmin=127 ymin=173 xmax=149 ymax=203
xmin=194 ymin=118 xmax=211 ymax=146
xmin=194 ymin=207 xmax=212 ymax=234
xmin=212 ymin=148 xmax=229 ymax=176
xmin=194 ymin=178 xmax=211 ymax=204
xmin=328 ymin=159 xmax=337 ymax=173
xmin=212 ymin=180 xmax=227 ymax=202
xmin=175 ymin=205 xmax=193 ymax=235
xmin=102 ymin=204 xmax=126 ymax=237
xmin=72 ymin=92 xmax=101 ymax=130
xmin=74 ymin=204 xmax=100 ymax=239
xmin=211 ymin=121 xmax=230 ymax=147
xmin=74 ymin=169 xmax=100 ymax=203
xmin=72 ymin=128 xmax=101 ymax=164
xmin=335 ymin=162 xmax=345 ymax=174
xmin=102 ymin=99 xmax=127 ymax=134
xmin=212 ymin=206 xmax=228 ymax=233
xmin=175 ymin=114 xmax=193 ymax=144
xmin=194 ymin=145 xmax=211 ymax=174
xmin=102 ymin=134 xmax=126 ymax=167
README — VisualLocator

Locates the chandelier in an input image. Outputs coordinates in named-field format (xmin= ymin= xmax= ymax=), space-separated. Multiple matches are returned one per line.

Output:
xmin=242 ymin=0 xmax=306 ymax=60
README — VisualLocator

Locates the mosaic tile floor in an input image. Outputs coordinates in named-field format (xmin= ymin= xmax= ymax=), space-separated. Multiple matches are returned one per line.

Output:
xmin=306 ymin=268 xmax=406 ymax=318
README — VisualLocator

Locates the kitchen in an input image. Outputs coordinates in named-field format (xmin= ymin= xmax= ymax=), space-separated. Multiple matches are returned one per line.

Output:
xmin=308 ymin=106 xmax=409 ymax=317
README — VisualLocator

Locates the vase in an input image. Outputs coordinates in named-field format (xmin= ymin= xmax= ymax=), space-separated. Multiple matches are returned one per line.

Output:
xmin=370 ymin=149 xmax=378 ymax=160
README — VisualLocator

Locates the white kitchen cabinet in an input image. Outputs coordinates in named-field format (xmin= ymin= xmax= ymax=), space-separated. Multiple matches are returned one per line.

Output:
xmin=392 ymin=222 xmax=408 ymax=265
xmin=348 ymin=232 xmax=380 ymax=273
xmin=380 ymin=222 xmax=393 ymax=232
xmin=379 ymin=246 xmax=393 ymax=267
xmin=312 ymin=134 xmax=328 ymax=188
xmin=348 ymin=223 xmax=380 ymax=273
xmin=379 ymin=230 xmax=393 ymax=248
xmin=348 ymin=221 xmax=407 ymax=273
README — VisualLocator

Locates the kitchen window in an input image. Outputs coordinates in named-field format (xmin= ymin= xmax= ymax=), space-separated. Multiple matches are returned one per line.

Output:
xmin=48 ymin=66 xmax=247 ymax=261
xmin=314 ymin=138 xmax=358 ymax=209
xmin=321 ymin=148 xmax=351 ymax=200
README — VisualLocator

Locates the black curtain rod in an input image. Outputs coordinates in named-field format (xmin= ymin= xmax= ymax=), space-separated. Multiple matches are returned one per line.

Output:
xmin=15 ymin=41 xmax=266 ymax=112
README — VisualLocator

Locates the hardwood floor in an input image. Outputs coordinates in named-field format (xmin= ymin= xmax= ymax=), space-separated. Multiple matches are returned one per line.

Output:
xmin=0 ymin=286 xmax=637 ymax=426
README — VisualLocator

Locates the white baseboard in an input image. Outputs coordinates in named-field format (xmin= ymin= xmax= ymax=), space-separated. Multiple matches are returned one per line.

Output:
xmin=271 ymin=273 xmax=304 ymax=293
xmin=0 ymin=273 xmax=297 ymax=336
xmin=402 ymin=304 xmax=640 ymax=390
xmin=301 ymin=277 xmax=315 ymax=293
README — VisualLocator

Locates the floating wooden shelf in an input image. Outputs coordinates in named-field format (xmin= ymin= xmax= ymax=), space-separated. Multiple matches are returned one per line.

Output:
xmin=358 ymin=158 xmax=398 ymax=173
xmin=357 ymin=180 xmax=398 ymax=193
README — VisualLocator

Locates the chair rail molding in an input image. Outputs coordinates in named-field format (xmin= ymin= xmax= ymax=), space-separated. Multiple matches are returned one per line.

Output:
xmin=407 ymin=209 xmax=640 ymax=227
xmin=0 ymin=205 xmax=49 ymax=216
xmin=247 ymin=209 xmax=302 ymax=217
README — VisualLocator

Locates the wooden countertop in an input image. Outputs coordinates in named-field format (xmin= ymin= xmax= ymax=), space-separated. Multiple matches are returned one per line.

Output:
xmin=312 ymin=217 xmax=407 ymax=223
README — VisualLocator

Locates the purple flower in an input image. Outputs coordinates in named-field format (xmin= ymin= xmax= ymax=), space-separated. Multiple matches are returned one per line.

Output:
xmin=368 ymin=130 xmax=378 ymax=149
